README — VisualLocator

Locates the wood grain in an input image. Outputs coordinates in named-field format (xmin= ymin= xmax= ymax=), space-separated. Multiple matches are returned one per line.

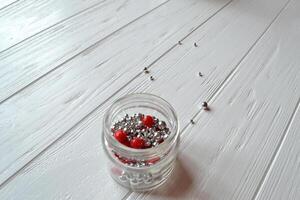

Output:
xmin=0 ymin=0 xmax=167 ymax=103
xmin=0 ymin=0 xmax=232 ymax=187
xmin=255 ymin=107 xmax=300 ymax=200
xmin=128 ymin=0 xmax=300 ymax=199
xmin=0 ymin=0 xmax=19 ymax=11
xmin=0 ymin=99 xmax=132 ymax=199
xmin=0 ymin=0 xmax=106 ymax=52
xmin=0 ymin=0 xmax=294 ymax=199
xmin=252 ymin=4 xmax=300 ymax=200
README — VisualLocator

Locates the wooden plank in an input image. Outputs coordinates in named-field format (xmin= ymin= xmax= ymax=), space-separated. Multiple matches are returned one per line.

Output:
xmin=0 ymin=0 xmax=167 ymax=103
xmin=0 ymin=0 xmax=107 ymax=51
xmin=255 ymin=106 xmax=300 ymax=200
xmin=0 ymin=113 xmax=132 ymax=199
xmin=0 ymin=0 xmax=233 ymax=186
xmin=128 ymin=0 xmax=300 ymax=199
xmin=0 ymin=0 xmax=291 ymax=199
xmin=0 ymin=0 xmax=19 ymax=11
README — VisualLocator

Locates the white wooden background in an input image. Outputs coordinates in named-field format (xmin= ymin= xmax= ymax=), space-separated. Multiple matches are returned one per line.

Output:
xmin=0 ymin=0 xmax=299 ymax=199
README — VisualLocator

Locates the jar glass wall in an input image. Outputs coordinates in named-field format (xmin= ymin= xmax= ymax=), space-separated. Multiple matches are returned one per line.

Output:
xmin=102 ymin=93 xmax=179 ymax=191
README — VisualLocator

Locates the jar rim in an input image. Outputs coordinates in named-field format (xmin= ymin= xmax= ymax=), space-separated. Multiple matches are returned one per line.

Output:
xmin=103 ymin=93 xmax=179 ymax=157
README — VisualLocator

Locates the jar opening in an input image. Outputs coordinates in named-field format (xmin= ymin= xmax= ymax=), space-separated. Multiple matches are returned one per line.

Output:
xmin=103 ymin=93 xmax=179 ymax=160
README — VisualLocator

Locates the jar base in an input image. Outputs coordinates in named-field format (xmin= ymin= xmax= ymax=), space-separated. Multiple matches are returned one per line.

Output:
xmin=111 ymin=163 xmax=175 ymax=192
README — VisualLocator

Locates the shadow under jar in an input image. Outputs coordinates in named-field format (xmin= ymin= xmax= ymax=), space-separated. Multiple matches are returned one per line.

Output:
xmin=102 ymin=93 xmax=179 ymax=191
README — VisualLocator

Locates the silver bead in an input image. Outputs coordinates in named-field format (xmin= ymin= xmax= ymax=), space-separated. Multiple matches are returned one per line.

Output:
xmin=144 ymin=178 xmax=152 ymax=184
xmin=153 ymin=131 xmax=159 ymax=137
xmin=133 ymin=163 xmax=139 ymax=167
xmin=202 ymin=101 xmax=209 ymax=110
xmin=137 ymin=173 xmax=143 ymax=179
xmin=122 ymin=171 xmax=130 ymax=179
xmin=158 ymin=121 xmax=166 ymax=129
xmin=143 ymin=131 xmax=148 ymax=137
xmin=146 ymin=173 xmax=153 ymax=179
xmin=163 ymin=134 xmax=169 ymax=139
xmin=148 ymin=128 xmax=154 ymax=135
xmin=137 ymin=120 xmax=143 ymax=128
xmin=138 ymin=113 xmax=144 ymax=119
xmin=129 ymin=163 xmax=135 ymax=167
xmin=145 ymin=141 xmax=151 ymax=148
xmin=137 ymin=178 xmax=144 ymax=183
xmin=143 ymin=67 xmax=150 ymax=74
xmin=130 ymin=178 xmax=139 ymax=185
xmin=119 ymin=175 xmax=128 ymax=182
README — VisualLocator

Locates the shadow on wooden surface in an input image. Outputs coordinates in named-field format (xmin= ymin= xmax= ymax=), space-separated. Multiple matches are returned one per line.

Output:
xmin=146 ymin=156 xmax=210 ymax=199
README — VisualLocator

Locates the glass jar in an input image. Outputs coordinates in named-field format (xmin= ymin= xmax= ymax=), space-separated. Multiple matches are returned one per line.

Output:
xmin=102 ymin=93 xmax=179 ymax=191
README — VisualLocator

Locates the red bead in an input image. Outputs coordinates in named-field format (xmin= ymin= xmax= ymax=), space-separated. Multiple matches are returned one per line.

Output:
xmin=142 ymin=115 xmax=154 ymax=128
xmin=157 ymin=138 xmax=164 ymax=144
xmin=130 ymin=137 xmax=145 ymax=149
xmin=114 ymin=130 xmax=128 ymax=144
xmin=124 ymin=140 xmax=130 ymax=147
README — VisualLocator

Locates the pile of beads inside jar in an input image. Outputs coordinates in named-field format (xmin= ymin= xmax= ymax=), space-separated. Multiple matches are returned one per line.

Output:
xmin=111 ymin=113 xmax=171 ymax=167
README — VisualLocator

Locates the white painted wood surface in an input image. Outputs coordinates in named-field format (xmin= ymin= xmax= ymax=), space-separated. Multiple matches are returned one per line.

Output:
xmin=0 ymin=0 xmax=299 ymax=199
xmin=0 ymin=0 xmax=232 ymax=184
xmin=0 ymin=0 xmax=167 ymax=103
xmin=254 ymin=4 xmax=300 ymax=199
xmin=0 ymin=0 xmax=18 ymax=11
xmin=0 ymin=0 xmax=108 ymax=51
xmin=256 ymin=108 xmax=300 ymax=200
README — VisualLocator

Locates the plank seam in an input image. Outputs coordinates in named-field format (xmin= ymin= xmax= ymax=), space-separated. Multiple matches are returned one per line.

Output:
xmin=0 ymin=0 xmax=20 ymax=12
xmin=187 ymin=0 xmax=291 ymax=134
xmin=0 ymin=0 xmax=289 ymax=197
xmin=0 ymin=70 xmax=143 ymax=188
xmin=0 ymin=0 xmax=170 ymax=105
xmin=252 ymin=97 xmax=300 ymax=200
xmin=125 ymin=0 xmax=292 ymax=198
xmin=179 ymin=0 xmax=233 ymax=42
xmin=0 ymin=0 xmax=233 ymax=188
xmin=144 ymin=0 xmax=234 ymax=70
xmin=0 ymin=0 xmax=107 ymax=54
